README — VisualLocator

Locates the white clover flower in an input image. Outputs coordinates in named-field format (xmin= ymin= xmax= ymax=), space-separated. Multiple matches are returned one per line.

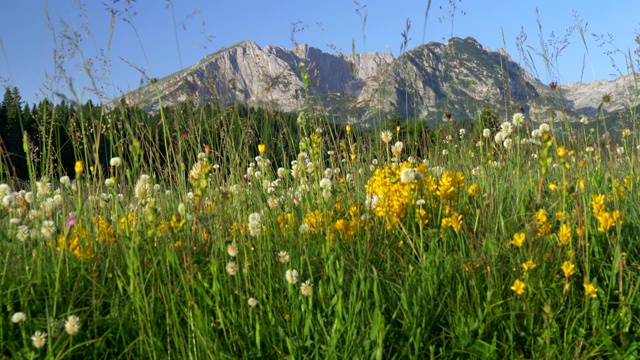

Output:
xmin=512 ymin=113 xmax=524 ymax=127
xmin=278 ymin=251 xmax=290 ymax=264
xmin=531 ymin=153 xmax=538 ymax=159
xmin=110 ymin=157 xmax=122 ymax=167
xmin=500 ymin=122 xmax=513 ymax=136
xmin=442 ymin=149 xmax=449 ymax=156
xmin=539 ymin=123 xmax=550 ymax=133
xmin=285 ymin=269 xmax=299 ymax=285
xmin=9 ymin=217 xmax=20 ymax=225
xmin=459 ymin=128 xmax=466 ymax=137
xmin=226 ymin=261 xmax=239 ymax=276
xmin=400 ymin=168 xmax=415 ymax=184
xmin=0 ymin=183 xmax=11 ymax=198
xmin=445 ymin=135 xmax=453 ymax=142
xmin=227 ymin=243 xmax=238 ymax=257
xmin=64 ymin=315 xmax=81 ymax=336
xmin=365 ymin=193 xmax=380 ymax=211
xmin=319 ymin=178 xmax=332 ymax=189
xmin=248 ymin=212 xmax=261 ymax=237
xmin=104 ymin=178 xmax=116 ymax=188
xmin=471 ymin=166 xmax=483 ymax=176
xmin=11 ymin=312 xmax=27 ymax=323
xmin=380 ymin=130 xmax=393 ymax=144
xmin=59 ymin=176 xmax=71 ymax=187
xmin=16 ymin=225 xmax=29 ymax=242
xmin=531 ymin=129 xmax=542 ymax=138
xmin=580 ymin=117 xmax=588 ymax=125
xmin=2 ymin=194 xmax=15 ymax=208
xmin=494 ymin=131 xmax=505 ymax=144
xmin=503 ymin=138 xmax=513 ymax=150
xmin=300 ymin=279 xmax=313 ymax=297
xmin=31 ymin=331 xmax=47 ymax=349
xmin=247 ymin=298 xmax=258 ymax=308
xmin=299 ymin=223 xmax=310 ymax=234
xmin=40 ymin=220 xmax=56 ymax=239
xmin=586 ymin=146 xmax=595 ymax=153
xmin=617 ymin=146 xmax=624 ymax=155
xmin=197 ymin=152 xmax=207 ymax=161
xmin=482 ymin=128 xmax=491 ymax=138
xmin=267 ymin=196 xmax=279 ymax=210
xmin=476 ymin=140 xmax=483 ymax=148
xmin=416 ymin=199 xmax=426 ymax=206
xmin=391 ymin=141 xmax=404 ymax=157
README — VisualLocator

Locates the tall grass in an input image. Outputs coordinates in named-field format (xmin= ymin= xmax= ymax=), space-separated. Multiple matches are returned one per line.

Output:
xmin=2 ymin=3 xmax=640 ymax=359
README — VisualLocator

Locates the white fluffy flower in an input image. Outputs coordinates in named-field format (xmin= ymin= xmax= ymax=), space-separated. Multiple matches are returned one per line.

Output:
xmin=285 ymin=269 xmax=299 ymax=285
xmin=512 ymin=113 xmax=524 ymax=127
xmin=278 ymin=251 xmax=290 ymax=264
xmin=400 ymin=168 xmax=416 ymax=184
xmin=380 ymin=130 xmax=393 ymax=144
xmin=226 ymin=243 xmax=238 ymax=257
xmin=226 ymin=261 xmax=239 ymax=276
xmin=11 ymin=312 xmax=27 ymax=323
xmin=500 ymin=122 xmax=513 ymax=136
xmin=247 ymin=298 xmax=258 ymax=308
xmin=110 ymin=157 xmax=122 ymax=167
xmin=300 ymin=279 xmax=313 ymax=297
xmin=64 ymin=315 xmax=81 ymax=336
xmin=482 ymin=128 xmax=491 ymax=138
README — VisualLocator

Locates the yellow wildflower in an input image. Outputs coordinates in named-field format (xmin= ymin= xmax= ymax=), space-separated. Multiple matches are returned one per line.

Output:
xmin=511 ymin=279 xmax=526 ymax=296
xmin=561 ymin=261 xmax=576 ymax=278
xmin=556 ymin=223 xmax=571 ymax=247
xmin=522 ymin=260 xmax=537 ymax=271
xmin=467 ymin=183 xmax=480 ymax=197
xmin=510 ymin=232 xmax=526 ymax=247
xmin=583 ymin=282 xmax=598 ymax=299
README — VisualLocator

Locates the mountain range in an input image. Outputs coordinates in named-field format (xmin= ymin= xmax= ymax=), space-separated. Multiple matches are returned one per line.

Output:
xmin=120 ymin=37 xmax=640 ymax=127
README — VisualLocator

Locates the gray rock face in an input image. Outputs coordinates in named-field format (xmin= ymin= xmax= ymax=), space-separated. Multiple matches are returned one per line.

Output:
xmin=119 ymin=37 xmax=640 ymax=125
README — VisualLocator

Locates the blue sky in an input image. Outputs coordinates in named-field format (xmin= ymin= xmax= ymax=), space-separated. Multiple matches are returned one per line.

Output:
xmin=1 ymin=0 xmax=638 ymax=105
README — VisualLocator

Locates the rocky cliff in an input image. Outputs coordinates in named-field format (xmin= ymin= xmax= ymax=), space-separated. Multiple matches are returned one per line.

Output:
xmin=119 ymin=37 xmax=640 ymax=126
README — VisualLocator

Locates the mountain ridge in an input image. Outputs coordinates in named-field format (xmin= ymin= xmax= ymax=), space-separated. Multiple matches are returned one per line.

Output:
xmin=118 ymin=37 xmax=640 ymax=126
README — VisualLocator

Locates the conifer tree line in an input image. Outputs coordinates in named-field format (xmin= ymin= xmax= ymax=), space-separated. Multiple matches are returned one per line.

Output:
xmin=0 ymin=86 xmax=305 ymax=185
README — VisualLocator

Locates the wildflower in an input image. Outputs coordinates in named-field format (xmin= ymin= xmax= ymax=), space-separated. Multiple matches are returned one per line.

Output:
xmin=110 ymin=157 xmax=122 ymax=167
xmin=41 ymin=220 xmax=56 ymax=239
xmin=580 ymin=117 xmax=588 ymax=124
xmin=227 ymin=243 xmax=238 ymax=257
xmin=105 ymin=178 xmax=116 ymax=187
xmin=622 ymin=128 xmax=631 ymax=137
xmin=11 ymin=312 xmax=27 ymax=323
xmin=380 ymin=130 xmax=393 ymax=144
xmin=258 ymin=144 xmax=266 ymax=155
xmin=522 ymin=260 xmax=537 ymax=271
xmin=442 ymin=149 xmax=449 ymax=156
xmin=226 ymin=261 xmax=239 ymax=276
xmin=300 ymin=280 xmax=313 ymax=297
xmin=539 ymin=123 xmax=550 ymax=133
xmin=400 ymin=168 xmax=415 ymax=184
xmin=459 ymin=128 xmax=466 ymax=137
xmin=617 ymin=146 xmax=624 ymax=156
xmin=482 ymin=128 xmax=491 ymax=138
xmin=500 ymin=122 xmax=513 ymax=136
xmin=511 ymin=279 xmax=526 ymax=296
xmin=584 ymin=282 xmax=598 ymax=298
xmin=31 ymin=331 xmax=47 ymax=349
xmin=299 ymin=223 xmax=311 ymax=234
xmin=467 ymin=183 xmax=480 ymax=197
xmin=16 ymin=225 xmax=29 ymax=241
xmin=503 ymin=138 xmax=513 ymax=150
xmin=512 ymin=113 xmax=524 ymax=127
xmin=391 ymin=141 xmax=404 ymax=157
xmin=510 ymin=233 xmax=526 ymax=247
xmin=561 ymin=261 xmax=576 ymax=278
xmin=319 ymin=178 xmax=332 ymax=189
xmin=248 ymin=298 xmax=258 ymax=308
xmin=285 ymin=269 xmax=299 ymax=285
xmin=248 ymin=212 xmax=261 ymax=237
xmin=278 ymin=251 xmax=290 ymax=264
xmin=74 ymin=161 xmax=84 ymax=176
xmin=494 ymin=131 xmax=505 ymax=144
xmin=64 ymin=315 xmax=81 ymax=336
xmin=557 ymin=223 xmax=571 ymax=247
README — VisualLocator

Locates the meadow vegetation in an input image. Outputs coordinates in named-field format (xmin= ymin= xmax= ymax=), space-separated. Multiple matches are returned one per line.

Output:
xmin=2 ymin=3 xmax=640 ymax=359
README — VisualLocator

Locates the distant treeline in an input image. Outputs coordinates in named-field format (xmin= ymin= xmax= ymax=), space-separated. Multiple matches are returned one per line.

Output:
xmin=0 ymin=86 xmax=316 ymax=183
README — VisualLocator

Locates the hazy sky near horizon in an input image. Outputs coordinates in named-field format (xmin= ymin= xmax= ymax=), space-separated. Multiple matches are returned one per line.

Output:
xmin=1 ymin=0 xmax=638 ymax=105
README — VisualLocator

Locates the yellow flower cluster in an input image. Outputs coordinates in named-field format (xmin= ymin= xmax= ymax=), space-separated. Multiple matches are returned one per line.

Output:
xmin=591 ymin=194 xmax=622 ymax=232
xmin=365 ymin=162 xmax=467 ymax=232
xmin=57 ymin=223 xmax=95 ymax=259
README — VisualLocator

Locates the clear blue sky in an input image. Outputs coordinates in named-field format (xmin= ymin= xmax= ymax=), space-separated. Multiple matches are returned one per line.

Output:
xmin=1 ymin=0 xmax=638 ymax=106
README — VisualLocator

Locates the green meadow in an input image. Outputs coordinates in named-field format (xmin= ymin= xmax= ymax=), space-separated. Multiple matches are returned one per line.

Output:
xmin=2 ymin=4 xmax=640 ymax=360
